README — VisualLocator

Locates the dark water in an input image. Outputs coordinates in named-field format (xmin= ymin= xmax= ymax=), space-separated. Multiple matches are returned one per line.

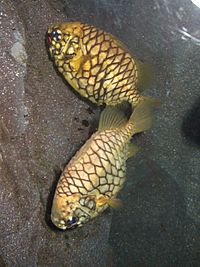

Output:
xmin=62 ymin=0 xmax=200 ymax=266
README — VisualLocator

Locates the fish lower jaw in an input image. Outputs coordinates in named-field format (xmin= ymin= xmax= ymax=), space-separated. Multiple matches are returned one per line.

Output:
xmin=51 ymin=215 xmax=67 ymax=230
xmin=57 ymin=224 xmax=67 ymax=230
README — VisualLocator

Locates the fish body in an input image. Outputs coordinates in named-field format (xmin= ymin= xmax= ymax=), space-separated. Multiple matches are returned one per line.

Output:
xmin=47 ymin=22 xmax=154 ymax=107
xmin=51 ymin=102 xmax=153 ymax=229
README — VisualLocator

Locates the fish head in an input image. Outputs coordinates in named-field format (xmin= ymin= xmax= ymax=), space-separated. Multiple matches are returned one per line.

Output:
xmin=51 ymin=193 xmax=80 ymax=230
xmin=51 ymin=193 xmax=93 ymax=230
xmin=46 ymin=22 xmax=82 ymax=62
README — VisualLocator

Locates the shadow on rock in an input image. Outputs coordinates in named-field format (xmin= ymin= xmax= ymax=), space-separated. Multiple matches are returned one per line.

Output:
xmin=45 ymin=167 xmax=63 ymax=231
xmin=182 ymin=97 xmax=200 ymax=147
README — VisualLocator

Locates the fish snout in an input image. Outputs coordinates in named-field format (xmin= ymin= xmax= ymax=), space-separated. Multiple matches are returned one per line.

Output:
xmin=51 ymin=213 xmax=67 ymax=230
xmin=51 ymin=211 xmax=79 ymax=230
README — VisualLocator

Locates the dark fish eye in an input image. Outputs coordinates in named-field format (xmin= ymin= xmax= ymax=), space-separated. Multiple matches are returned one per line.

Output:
xmin=51 ymin=30 xmax=62 ymax=42
xmin=66 ymin=217 xmax=78 ymax=227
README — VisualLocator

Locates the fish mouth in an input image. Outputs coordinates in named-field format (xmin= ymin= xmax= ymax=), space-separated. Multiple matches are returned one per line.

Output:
xmin=48 ymin=46 xmax=56 ymax=59
xmin=47 ymin=43 xmax=68 ymax=61
xmin=48 ymin=46 xmax=64 ymax=61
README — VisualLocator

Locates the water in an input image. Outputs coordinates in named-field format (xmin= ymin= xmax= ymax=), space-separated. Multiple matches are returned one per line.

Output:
xmin=62 ymin=0 xmax=200 ymax=266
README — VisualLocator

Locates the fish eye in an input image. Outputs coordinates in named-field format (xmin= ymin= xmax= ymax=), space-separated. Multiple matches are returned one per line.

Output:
xmin=49 ymin=29 xmax=62 ymax=43
xmin=65 ymin=217 xmax=78 ymax=227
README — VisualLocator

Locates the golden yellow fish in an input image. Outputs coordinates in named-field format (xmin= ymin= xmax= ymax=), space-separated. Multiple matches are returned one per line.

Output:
xmin=47 ymin=21 xmax=156 ymax=107
xmin=51 ymin=102 xmax=153 ymax=229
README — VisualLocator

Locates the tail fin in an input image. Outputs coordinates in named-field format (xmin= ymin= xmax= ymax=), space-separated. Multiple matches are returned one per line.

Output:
xmin=129 ymin=102 xmax=154 ymax=135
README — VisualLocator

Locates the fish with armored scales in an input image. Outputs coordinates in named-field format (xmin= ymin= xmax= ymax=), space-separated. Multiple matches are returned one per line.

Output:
xmin=47 ymin=21 xmax=158 ymax=107
xmin=51 ymin=102 xmax=153 ymax=229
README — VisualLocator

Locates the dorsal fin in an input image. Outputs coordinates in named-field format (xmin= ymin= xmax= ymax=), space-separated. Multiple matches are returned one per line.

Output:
xmin=127 ymin=143 xmax=140 ymax=158
xmin=135 ymin=59 xmax=153 ymax=92
xmin=98 ymin=105 xmax=128 ymax=131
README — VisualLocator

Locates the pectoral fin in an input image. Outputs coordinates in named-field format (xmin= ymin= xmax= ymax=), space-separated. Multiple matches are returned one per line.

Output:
xmin=128 ymin=143 xmax=140 ymax=158
xmin=96 ymin=196 xmax=122 ymax=209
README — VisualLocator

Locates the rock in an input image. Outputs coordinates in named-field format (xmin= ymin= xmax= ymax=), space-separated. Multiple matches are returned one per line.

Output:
xmin=0 ymin=0 xmax=111 ymax=266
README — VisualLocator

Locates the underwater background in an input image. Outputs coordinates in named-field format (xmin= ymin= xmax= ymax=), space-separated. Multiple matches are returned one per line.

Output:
xmin=0 ymin=0 xmax=200 ymax=266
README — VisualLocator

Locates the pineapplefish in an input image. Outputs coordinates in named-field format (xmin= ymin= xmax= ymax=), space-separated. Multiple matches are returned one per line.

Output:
xmin=51 ymin=102 xmax=153 ymax=229
xmin=47 ymin=21 xmax=157 ymax=107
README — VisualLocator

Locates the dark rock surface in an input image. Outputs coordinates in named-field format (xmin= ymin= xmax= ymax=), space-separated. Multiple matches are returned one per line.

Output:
xmin=1 ymin=0 xmax=200 ymax=266
xmin=0 ymin=0 xmax=111 ymax=266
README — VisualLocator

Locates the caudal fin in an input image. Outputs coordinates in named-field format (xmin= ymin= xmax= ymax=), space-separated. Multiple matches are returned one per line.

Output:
xmin=129 ymin=102 xmax=154 ymax=135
